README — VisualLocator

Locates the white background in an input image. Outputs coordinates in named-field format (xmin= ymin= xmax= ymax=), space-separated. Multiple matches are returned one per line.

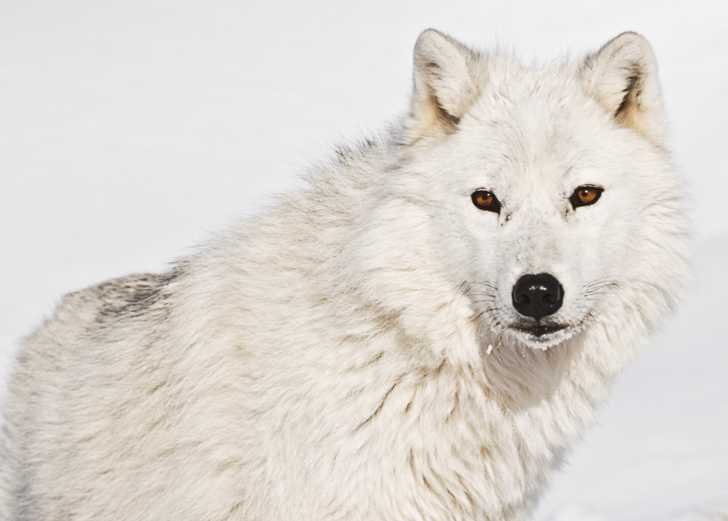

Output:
xmin=1 ymin=1 xmax=726 ymax=519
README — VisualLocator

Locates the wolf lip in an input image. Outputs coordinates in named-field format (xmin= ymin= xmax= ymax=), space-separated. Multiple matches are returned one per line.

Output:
xmin=510 ymin=323 xmax=568 ymax=338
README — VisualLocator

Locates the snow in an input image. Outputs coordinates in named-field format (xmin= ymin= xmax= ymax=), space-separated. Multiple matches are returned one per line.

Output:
xmin=1 ymin=0 xmax=726 ymax=517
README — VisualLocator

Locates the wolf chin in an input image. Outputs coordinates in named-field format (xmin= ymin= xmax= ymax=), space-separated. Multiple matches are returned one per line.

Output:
xmin=1 ymin=30 xmax=688 ymax=520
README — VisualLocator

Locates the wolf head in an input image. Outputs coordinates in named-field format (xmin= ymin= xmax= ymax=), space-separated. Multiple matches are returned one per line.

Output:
xmin=341 ymin=30 xmax=688 ymax=370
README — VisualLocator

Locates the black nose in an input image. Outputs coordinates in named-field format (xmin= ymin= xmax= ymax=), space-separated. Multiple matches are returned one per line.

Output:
xmin=511 ymin=273 xmax=564 ymax=320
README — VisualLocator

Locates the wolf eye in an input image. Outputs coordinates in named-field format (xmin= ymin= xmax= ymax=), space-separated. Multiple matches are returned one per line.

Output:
xmin=471 ymin=190 xmax=501 ymax=213
xmin=569 ymin=185 xmax=604 ymax=208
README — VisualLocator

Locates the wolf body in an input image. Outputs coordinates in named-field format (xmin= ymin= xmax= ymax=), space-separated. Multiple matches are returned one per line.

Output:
xmin=0 ymin=30 xmax=688 ymax=520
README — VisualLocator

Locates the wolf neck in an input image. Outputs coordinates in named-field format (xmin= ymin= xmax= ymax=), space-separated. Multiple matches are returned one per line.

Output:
xmin=310 ymin=304 xmax=622 ymax=517
xmin=264 ymin=296 xmax=620 ymax=518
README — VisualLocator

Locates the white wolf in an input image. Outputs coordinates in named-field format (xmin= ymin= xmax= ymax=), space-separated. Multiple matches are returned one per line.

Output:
xmin=0 ymin=29 xmax=688 ymax=520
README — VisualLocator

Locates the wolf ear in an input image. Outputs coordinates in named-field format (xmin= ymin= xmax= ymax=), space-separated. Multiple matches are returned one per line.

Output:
xmin=581 ymin=32 xmax=666 ymax=146
xmin=405 ymin=29 xmax=480 ymax=142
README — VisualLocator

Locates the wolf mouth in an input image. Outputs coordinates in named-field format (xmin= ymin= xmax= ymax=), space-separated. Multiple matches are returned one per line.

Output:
xmin=502 ymin=321 xmax=578 ymax=350
xmin=509 ymin=322 xmax=568 ymax=338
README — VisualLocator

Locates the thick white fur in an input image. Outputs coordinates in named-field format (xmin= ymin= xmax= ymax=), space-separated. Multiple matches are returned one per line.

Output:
xmin=0 ymin=30 xmax=689 ymax=520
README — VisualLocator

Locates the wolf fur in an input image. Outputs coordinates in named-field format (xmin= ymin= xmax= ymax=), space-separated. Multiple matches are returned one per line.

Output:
xmin=0 ymin=30 xmax=688 ymax=520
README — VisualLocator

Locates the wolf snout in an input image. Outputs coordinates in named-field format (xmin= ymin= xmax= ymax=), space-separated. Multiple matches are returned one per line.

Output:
xmin=511 ymin=273 xmax=564 ymax=320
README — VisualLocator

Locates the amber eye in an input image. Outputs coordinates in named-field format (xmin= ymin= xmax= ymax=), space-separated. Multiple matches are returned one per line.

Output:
xmin=569 ymin=185 xmax=604 ymax=208
xmin=471 ymin=190 xmax=501 ymax=213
